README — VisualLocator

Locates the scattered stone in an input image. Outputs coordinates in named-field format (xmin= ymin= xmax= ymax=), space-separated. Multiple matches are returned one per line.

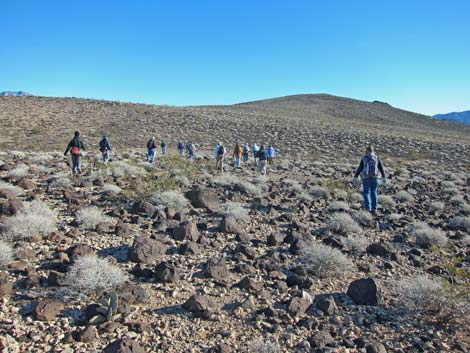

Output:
xmin=183 ymin=294 xmax=216 ymax=314
xmin=219 ymin=216 xmax=244 ymax=235
xmin=347 ymin=277 xmax=382 ymax=305
xmin=129 ymin=236 xmax=167 ymax=264
xmin=155 ymin=261 xmax=180 ymax=283
xmin=102 ymin=337 xmax=145 ymax=353
xmin=35 ymin=298 xmax=64 ymax=321
xmin=172 ymin=221 xmax=200 ymax=241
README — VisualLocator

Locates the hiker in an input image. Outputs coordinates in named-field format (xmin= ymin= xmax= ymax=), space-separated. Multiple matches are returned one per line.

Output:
xmin=178 ymin=140 xmax=185 ymax=155
xmin=257 ymin=145 xmax=267 ymax=175
xmin=233 ymin=143 xmax=243 ymax=168
xmin=161 ymin=141 xmax=167 ymax=155
xmin=251 ymin=143 xmax=260 ymax=166
xmin=187 ymin=141 xmax=196 ymax=159
xmin=214 ymin=143 xmax=220 ymax=159
xmin=267 ymin=145 xmax=276 ymax=166
xmin=242 ymin=143 xmax=249 ymax=162
xmin=64 ymin=131 xmax=86 ymax=175
xmin=352 ymin=145 xmax=386 ymax=213
xmin=147 ymin=137 xmax=157 ymax=163
xmin=216 ymin=143 xmax=226 ymax=172
xmin=99 ymin=134 xmax=112 ymax=163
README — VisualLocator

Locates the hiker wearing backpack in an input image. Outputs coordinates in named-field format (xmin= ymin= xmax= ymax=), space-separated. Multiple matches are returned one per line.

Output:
xmin=214 ymin=143 xmax=221 ymax=159
xmin=161 ymin=141 xmax=167 ymax=155
xmin=257 ymin=145 xmax=268 ymax=175
xmin=216 ymin=143 xmax=226 ymax=172
xmin=147 ymin=137 xmax=157 ymax=163
xmin=178 ymin=140 xmax=185 ymax=155
xmin=242 ymin=143 xmax=249 ymax=162
xmin=233 ymin=143 xmax=243 ymax=168
xmin=64 ymin=131 xmax=87 ymax=175
xmin=251 ymin=143 xmax=260 ymax=166
xmin=352 ymin=145 xmax=386 ymax=213
xmin=99 ymin=134 xmax=112 ymax=163
xmin=187 ymin=141 xmax=196 ymax=159
xmin=267 ymin=145 xmax=276 ymax=166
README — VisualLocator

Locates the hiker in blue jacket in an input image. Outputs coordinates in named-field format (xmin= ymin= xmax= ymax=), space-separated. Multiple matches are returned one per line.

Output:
xmin=267 ymin=145 xmax=276 ymax=166
xmin=352 ymin=146 xmax=386 ymax=213
xmin=147 ymin=137 xmax=157 ymax=163
xmin=99 ymin=134 xmax=112 ymax=163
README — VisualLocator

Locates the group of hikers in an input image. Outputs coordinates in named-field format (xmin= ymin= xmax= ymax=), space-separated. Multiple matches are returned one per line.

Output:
xmin=64 ymin=132 xmax=386 ymax=214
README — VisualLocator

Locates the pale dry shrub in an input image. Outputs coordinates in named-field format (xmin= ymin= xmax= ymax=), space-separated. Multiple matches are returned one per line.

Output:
xmin=350 ymin=192 xmax=364 ymax=203
xmin=352 ymin=210 xmax=373 ymax=226
xmin=450 ymin=195 xmax=465 ymax=207
xmin=460 ymin=203 xmax=470 ymax=215
xmin=327 ymin=212 xmax=361 ymax=235
xmin=333 ymin=189 xmax=348 ymax=200
xmin=448 ymin=216 xmax=470 ymax=232
xmin=6 ymin=164 xmax=29 ymax=179
xmin=212 ymin=173 xmax=239 ymax=187
xmin=298 ymin=192 xmax=313 ymax=203
xmin=63 ymin=254 xmax=128 ymax=296
xmin=328 ymin=201 xmax=350 ymax=211
xmin=411 ymin=222 xmax=448 ymax=247
xmin=175 ymin=175 xmax=190 ymax=187
xmin=102 ymin=184 xmax=122 ymax=194
xmin=379 ymin=195 xmax=396 ymax=209
xmin=394 ymin=190 xmax=414 ymax=203
xmin=344 ymin=234 xmax=370 ymax=256
xmin=0 ymin=241 xmax=14 ymax=267
xmin=236 ymin=180 xmax=261 ymax=196
xmin=4 ymin=200 xmax=56 ymax=239
xmin=397 ymin=275 xmax=442 ymax=313
xmin=311 ymin=186 xmax=329 ymax=200
xmin=150 ymin=190 xmax=190 ymax=211
xmin=388 ymin=213 xmax=403 ymax=222
xmin=249 ymin=339 xmax=281 ymax=353
xmin=219 ymin=202 xmax=249 ymax=220
xmin=76 ymin=207 xmax=112 ymax=230
xmin=49 ymin=173 xmax=73 ymax=189
xmin=107 ymin=161 xmax=147 ymax=178
xmin=300 ymin=242 xmax=354 ymax=278
xmin=429 ymin=201 xmax=445 ymax=213
xmin=29 ymin=153 xmax=53 ymax=165
xmin=0 ymin=181 xmax=24 ymax=195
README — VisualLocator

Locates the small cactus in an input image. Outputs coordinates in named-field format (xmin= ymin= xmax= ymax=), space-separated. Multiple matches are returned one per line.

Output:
xmin=88 ymin=291 xmax=120 ymax=325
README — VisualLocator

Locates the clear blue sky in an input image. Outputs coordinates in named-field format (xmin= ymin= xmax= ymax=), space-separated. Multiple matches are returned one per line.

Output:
xmin=2 ymin=0 xmax=469 ymax=115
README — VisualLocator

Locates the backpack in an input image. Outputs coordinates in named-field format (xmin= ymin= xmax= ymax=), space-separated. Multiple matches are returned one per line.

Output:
xmin=147 ymin=140 xmax=155 ymax=149
xmin=218 ymin=146 xmax=225 ymax=156
xmin=363 ymin=155 xmax=380 ymax=178
xmin=99 ymin=139 xmax=109 ymax=151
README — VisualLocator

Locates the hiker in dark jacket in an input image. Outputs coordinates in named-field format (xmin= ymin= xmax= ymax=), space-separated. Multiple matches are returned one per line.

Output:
xmin=257 ymin=145 xmax=268 ymax=175
xmin=99 ymin=134 xmax=112 ymax=163
xmin=352 ymin=145 xmax=386 ymax=213
xmin=147 ymin=137 xmax=157 ymax=163
xmin=64 ymin=131 xmax=87 ymax=175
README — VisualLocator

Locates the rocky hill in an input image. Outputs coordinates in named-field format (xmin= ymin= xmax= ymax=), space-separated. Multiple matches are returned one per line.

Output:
xmin=435 ymin=110 xmax=470 ymax=125
xmin=0 ymin=91 xmax=32 ymax=97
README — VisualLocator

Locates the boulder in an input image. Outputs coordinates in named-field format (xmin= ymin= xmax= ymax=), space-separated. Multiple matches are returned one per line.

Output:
xmin=184 ymin=187 xmax=220 ymax=212
xmin=367 ymin=242 xmax=395 ymax=258
xmin=366 ymin=341 xmax=388 ymax=353
xmin=178 ymin=241 xmax=201 ymax=255
xmin=182 ymin=294 xmax=216 ymax=314
xmin=129 ymin=236 xmax=167 ymax=264
xmin=315 ymin=295 xmax=337 ymax=316
xmin=207 ymin=343 xmax=232 ymax=353
xmin=347 ymin=277 xmax=382 ymax=305
xmin=309 ymin=331 xmax=335 ymax=349
xmin=18 ymin=178 xmax=35 ymax=190
xmin=237 ymin=276 xmax=263 ymax=292
xmin=77 ymin=325 xmax=97 ymax=343
xmin=130 ymin=201 xmax=156 ymax=217
xmin=0 ymin=272 xmax=12 ymax=297
xmin=155 ymin=261 xmax=180 ymax=283
xmin=67 ymin=243 xmax=95 ymax=258
xmin=102 ymin=338 xmax=145 ymax=353
xmin=203 ymin=258 xmax=231 ymax=284
xmin=35 ymin=298 xmax=64 ymax=321
xmin=172 ymin=221 xmax=199 ymax=242
xmin=115 ymin=221 xmax=132 ymax=237
xmin=287 ymin=291 xmax=313 ymax=317
xmin=219 ymin=216 xmax=244 ymax=235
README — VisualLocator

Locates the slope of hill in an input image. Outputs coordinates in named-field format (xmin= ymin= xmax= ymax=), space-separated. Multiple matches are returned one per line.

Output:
xmin=435 ymin=110 xmax=470 ymax=125
xmin=0 ymin=91 xmax=31 ymax=97
xmin=0 ymin=94 xmax=469 ymax=164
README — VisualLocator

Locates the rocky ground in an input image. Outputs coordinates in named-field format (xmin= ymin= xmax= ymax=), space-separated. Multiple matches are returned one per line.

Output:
xmin=0 ymin=146 xmax=469 ymax=353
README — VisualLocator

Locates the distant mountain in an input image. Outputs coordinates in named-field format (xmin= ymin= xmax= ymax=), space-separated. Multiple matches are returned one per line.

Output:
xmin=434 ymin=110 xmax=470 ymax=125
xmin=0 ymin=91 xmax=32 ymax=97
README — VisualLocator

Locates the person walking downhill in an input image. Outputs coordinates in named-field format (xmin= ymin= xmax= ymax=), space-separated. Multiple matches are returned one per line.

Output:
xmin=242 ymin=143 xmax=249 ymax=163
xmin=352 ymin=145 xmax=386 ymax=213
xmin=64 ymin=131 xmax=87 ymax=175
xmin=187 ymin=141 xmax=196 ymax=159
xmin=178 ymin=140 xmax=185 ymax=155
xmin=216 ymin=143 xmax=226 ymax=172
xmin=251 ymin=143 xmax=260 ymax=166
xmin=147 ymin=137 xmax=157 ymax=163
xmin=99 ymin=134 xmax=112 ymax=163
xmin=233 ymin=143 xmax=243 ymax=168
xmin=257 ymin=145 xmax=268 ymax=175
xmin=214 ymin=143 xmax=221 ymax=159
xmin=267 ymin=145 xmax=276 ymax=167
xmin=161 ymin=141 xmax=167 ymax=155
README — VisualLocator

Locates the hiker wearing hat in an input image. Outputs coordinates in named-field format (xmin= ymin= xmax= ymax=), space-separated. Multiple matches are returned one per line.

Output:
xmin=352 ymin=145 xmax=386 ymax=213
xmin=64 ymin=131 xmax=87 ymax=175
xmin=147 ymin=137 xmax=157 ymax=163
xmin=216 ymin=142 xmax=226 ymax=172
xmin=99 ymin=134 xmax=112 ymax=163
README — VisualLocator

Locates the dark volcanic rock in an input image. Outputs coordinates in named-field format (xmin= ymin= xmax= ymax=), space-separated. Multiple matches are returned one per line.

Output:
xmin=347 ymin=277 xmax=382 ymax=305
xmin=185 ymin=187 xmax=220 ymax=212
xmin=35 ymin=298 xmax=64 ymax=321
xmin=129 ymin=236 xmax=167 ymax=264
xmin=103 ymin=338 xmax=145 ymax=353
xmin=155 ymin=261 xmax=180 ymax=283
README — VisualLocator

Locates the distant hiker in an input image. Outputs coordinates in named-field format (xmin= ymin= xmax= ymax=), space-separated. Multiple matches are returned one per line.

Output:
xmin=147 ymin=137 xmax=157 ymax=163
xmin=214 ymin=143 xmax=221 ymax=159
xmin=233 ymin=143 xmax=243 ymax=168
xmin=187 ymin=141 xmax=196 ymax=159
xmin=257 ymin=145 xmax=267 ymax=175
xmin=161 ymin=141 xmax=167 ymax=155
xmin=99 ymin=134 xmax=112 ymax=163
xmin=352 ymin=145 xmax=386 ymax=213
xmin=216 ymin=143 xmax=226 ymax=172
xmin=242 ymin=143 xmax=249 ymax=162
xmin=178 ymin=140 xmax=185 ymax=155
xmin=251 ymin=143 xmax=260 ymax=166
xmin=64 ymin=130 xmax=86 ymax=175
xmin=267 ymin=145 xmax=276 ymax=166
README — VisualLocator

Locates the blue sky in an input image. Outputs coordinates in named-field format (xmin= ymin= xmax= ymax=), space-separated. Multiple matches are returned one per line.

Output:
xmin=1 ymin=0 xmax=469 ymax=115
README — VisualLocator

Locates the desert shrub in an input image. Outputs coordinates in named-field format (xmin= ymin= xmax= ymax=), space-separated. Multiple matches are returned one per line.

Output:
xmin=388 ymin=213 xmax=403 ymax=221
xmin=249 ymin=339 xmax=281 ymax=353
xmin=212 ymin=173 xmax=239 ymax=187
xmin=63 ymin=254 xmax=128 ymax=297
xmin=344 ymin=234 xmax=370 ymax=256
xmin=0 ymin=241 xmax=14 ymax=267
xmin=462 ymin=235 xmax=470 ymax=246
xmin=219 ymin=202 xmax=249 ymax=220
xmin=448 ymin=216 xmax=470 ymax=232
xmin=327 ymin=212 xmax=361 ymax=235
xmin=460 ymin=203 xmax=470 ymax=215
xmin=48 ymin=173 xmax=73 ymax=189
xmin=235 ymin=180 xmax=261 ymax=196
xmin=175 ymin=175 xmax=190 ymax=187
xmin=106 ymin=161 xmax=147 ymax=178
xmin=0 ymin=181 xmax=24 ymax=195
xmin=397 ymin=275 xmax=443 ymax=313
xmin=311 ymin=186 xmax=329 ymax=200
xmin=102 ymin=184 xmax=122 ymax=194
xmin=298 ymin=192 xmax=313 ymax=203
xmin=429 ymin=201 xmax=445 ymax=213
xmin=252 ymin=175 xmax=267 ymax=185
xmin=10 ymin=151 xmax=26 ymax=159
xmin=333 ymin=189 xmax=348 ymax=200
xmin=350 ymin=192 xmax=364 ymax=203
xmin=327 ymin=201 xmax=350 ymax=211
xmin=76 ymin=207 xmax=112 ymax=230
xmin=6 ymin=164 xmax=29 ymax=179
xmin=394 ymin=190 xmax=414 ymax=203
xmin=379 ymin=195 xmax=396 ymax=209
xmin=150 ymin=190 xmax=190 ymax=211
xmin=352 ymin=210 xmax=373 ymax=226
xmin=441 ymin=180 xmax=456 ymax=190
xmin=300 ymin=242 xmax=354 ymax=278
xmin=450 ymin=195 xmax=465 ymax=207
xmin=29 ymin=153 xmax=53 ymax=165
xmin=411 ymin=222 xmax=448 ymax=247
xmin=4 ymin=200 xmax=56 ymax=239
